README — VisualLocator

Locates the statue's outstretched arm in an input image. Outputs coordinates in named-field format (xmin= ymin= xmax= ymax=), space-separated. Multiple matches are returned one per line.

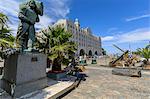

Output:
xmin=18 ymin=8 xmax=33 ymax=24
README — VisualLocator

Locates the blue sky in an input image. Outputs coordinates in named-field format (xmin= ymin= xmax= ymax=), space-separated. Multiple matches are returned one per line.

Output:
xmin=0 ymin=0 xmax=150 ymax=54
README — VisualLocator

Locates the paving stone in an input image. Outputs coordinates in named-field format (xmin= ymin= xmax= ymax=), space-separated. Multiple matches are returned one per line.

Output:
xmin=63 ymin=65 xmax=150 ymax=99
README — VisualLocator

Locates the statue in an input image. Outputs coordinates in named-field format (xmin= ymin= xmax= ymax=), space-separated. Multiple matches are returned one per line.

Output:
xmin=0 ymin=1 xmax=48 ymax=97
xmin=16 ymin=0 xmax=43 ymax=52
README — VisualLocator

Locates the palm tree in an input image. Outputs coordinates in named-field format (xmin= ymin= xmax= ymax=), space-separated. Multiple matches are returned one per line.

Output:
xmin=0 ymin=13 xmax=15 ymax=58
xmin=136 ymin=46 xmax=150 ymax=64
xmin=0 ymin=13 xmax=9 ymax=28
xmin=36 ymin=26 xmax=77 ymax=71
xmin=0 ymin=13 xmax=14 ymax=48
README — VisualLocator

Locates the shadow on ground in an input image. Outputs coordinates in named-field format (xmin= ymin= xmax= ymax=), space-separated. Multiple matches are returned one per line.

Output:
xmin=57 ymin=73 xmax=88 ymax=99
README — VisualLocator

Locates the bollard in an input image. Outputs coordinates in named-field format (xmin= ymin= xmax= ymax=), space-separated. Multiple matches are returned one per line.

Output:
xmin=91 ymin=59 xmax=97 ymax=64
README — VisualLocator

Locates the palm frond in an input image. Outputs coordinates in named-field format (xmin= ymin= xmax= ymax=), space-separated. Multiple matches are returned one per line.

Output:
xmin=0 ymin=38 xmax=14 ymax=48
xmin=36 ymin=26 xmax=77 ymax=69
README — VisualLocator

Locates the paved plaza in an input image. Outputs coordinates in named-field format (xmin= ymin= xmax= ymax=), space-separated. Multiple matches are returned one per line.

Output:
xmin=63 ymin=65 xmax=150 ymax=99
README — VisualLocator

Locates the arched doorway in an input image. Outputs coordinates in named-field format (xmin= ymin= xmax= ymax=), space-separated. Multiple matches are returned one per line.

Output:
xmin=95 ymin=51 xmax=98 ymax=55
xmin=88 ymin=50 xmax=92 ymax=56
xmin=79 ymin=49 xmax=85 ymax=56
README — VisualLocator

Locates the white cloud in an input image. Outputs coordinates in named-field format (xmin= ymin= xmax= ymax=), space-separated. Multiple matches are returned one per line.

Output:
xmin=35 ymin=15 xmax=54 ymax=29
xmin=126 ymin=14 xmax=150 ymax=22
xmin=0 ymin=0 xmax=19 ymax=17
xmin=118 ymin=28 xmax=150 ymax=43
xmin=0 ymin=0 xmax=71 ymax=34
xmin=102 ymin=27 xmax=150 ymax=43
xmin=46 ymin=0 xmax=70 ymax=18
xmin=102 ymin=36 xmax=114 ymax=41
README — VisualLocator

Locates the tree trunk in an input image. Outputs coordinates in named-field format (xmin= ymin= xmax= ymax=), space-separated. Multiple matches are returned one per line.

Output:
xmin=52 ymin=57 xmax=62 ymax=71
xmin=146 ymin=59 xmax=150 ymax=65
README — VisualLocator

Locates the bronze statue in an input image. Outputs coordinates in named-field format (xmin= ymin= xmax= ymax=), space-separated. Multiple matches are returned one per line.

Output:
xmin=16 ymin=0 xmax=43 ymax=52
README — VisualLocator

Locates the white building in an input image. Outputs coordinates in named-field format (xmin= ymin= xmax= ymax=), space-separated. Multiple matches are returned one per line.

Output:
xmin=53 ymin=19 xmax=102 ymax=56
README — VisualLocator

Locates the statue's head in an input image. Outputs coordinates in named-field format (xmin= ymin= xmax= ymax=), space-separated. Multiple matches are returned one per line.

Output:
xmin=35 ymin=1 xmax=43 ymax=16
xmin=28 ymin=0 xmax=36 ymax=9
xmin=20 ymin=0 xmax=43 ymax=16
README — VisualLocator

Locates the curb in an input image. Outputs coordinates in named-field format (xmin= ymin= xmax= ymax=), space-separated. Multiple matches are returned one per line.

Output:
xmin=49 ymin=80 xmax=79 ymax=99
xmin=0 ymin=77 xmax=81 ymax=99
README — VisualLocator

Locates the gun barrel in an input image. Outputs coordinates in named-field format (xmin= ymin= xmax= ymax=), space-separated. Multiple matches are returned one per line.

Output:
xmin=113 ymin=44 xmax=125 ymax=52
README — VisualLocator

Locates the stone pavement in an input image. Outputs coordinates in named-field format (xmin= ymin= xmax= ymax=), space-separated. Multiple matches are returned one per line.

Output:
xmin=63 ymin=65 xmax=150 ymax=99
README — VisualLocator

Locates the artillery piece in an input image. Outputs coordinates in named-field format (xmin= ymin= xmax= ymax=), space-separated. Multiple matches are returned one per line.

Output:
xmin=110 ymin=44 xmax=142 ymax=77
xmin=109 ymin=44 xmax=139 ymax=67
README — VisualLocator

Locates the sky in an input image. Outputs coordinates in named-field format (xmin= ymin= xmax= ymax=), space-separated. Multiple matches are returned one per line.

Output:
xmin=0 ymin=0 xmax=150 ymax=54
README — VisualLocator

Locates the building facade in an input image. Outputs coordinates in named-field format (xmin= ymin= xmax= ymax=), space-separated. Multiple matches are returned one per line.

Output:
xmin=53 ymin=19 xmax=102 ymax=56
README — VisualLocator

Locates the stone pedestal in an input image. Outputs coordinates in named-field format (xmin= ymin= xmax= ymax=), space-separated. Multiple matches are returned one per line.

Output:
xmin=0 ymin=53 xmax=48 ymax=98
